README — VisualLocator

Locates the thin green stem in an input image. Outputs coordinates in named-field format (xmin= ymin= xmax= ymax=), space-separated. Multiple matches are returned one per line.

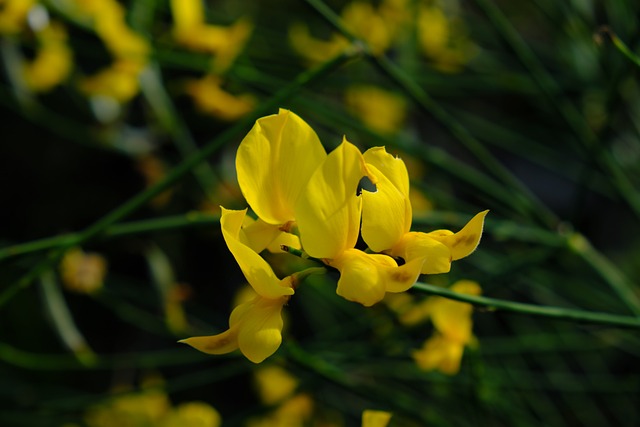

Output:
xmin=0 ymin=49 xmax=361 ymax=308
xmin=0 ymin=212 xmax=220 ymax=262
xmin=473 ymin=0 xmax=640 ymax=220
xmin=597 ymin=26 xmax=640 ymax=69
xmin=411 ymin=282 xmax=640 ymax=329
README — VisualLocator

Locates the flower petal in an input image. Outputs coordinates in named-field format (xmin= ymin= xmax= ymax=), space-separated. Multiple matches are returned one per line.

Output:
xmin=430 ymin=280 xmax=480 ymax=343
xmin=361 ymin=163 xmax=410 ymax=252
xmin=236 ymin=109 xmax=327 ymax=225
xmin=362 ymin=410 xmax=393 ymax=427
xmin=296 ymin=138 xmax=369 ymax=259
xmin=179 ymin=327 xmax=239 ymax=355
xmin=391 ymin=232 xmax=452 ymax=274
xmin=427 ymin=210 xmax=488 ymax=260
xmin=221 ymin=207 xmax=293 ymax=298
xmin=363 ymin=147 xmax=410 ymax=200
xmin=332 ymin=249 xmax=391 ymax=307
xmin=237 ymin=297 xmax=285 ymax=363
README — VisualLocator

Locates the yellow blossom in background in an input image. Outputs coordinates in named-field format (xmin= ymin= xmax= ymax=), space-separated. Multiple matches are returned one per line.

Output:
xmin=184 ymin=75 xmax=255 ymax=121
xmin=160 ymin=402 xmax=221 ymax=427
xmin=417 ymin=0 xmax=475 ymax=72
xmin=345 ymin=85 xmax=407 ymax=134
xmin=288 ymin=23 xmax=349 ymax=65
xmin=79 ymin=60 xmax=144 ymax=103
xmin=254 ymin=365 xmax=299 ymax=405
xmin=0 ymin=0 xmax=34 ymax=34
xmin=362 ymin=410 xmax=392 ymax=427
xmin=60 ymin=247 xmax=107 ymax=294
xmin=413 ymin=280 xmax=481 ymax=374
xmin=170 ymin=0 xmax=252 ymax=73
xmin=21 ymin=21 xmax=72 ymax=92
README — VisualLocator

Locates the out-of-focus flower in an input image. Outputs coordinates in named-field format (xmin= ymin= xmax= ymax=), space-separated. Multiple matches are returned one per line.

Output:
xmin=412 ymin=280 xmax=481 ymax=374
xmin=345 ymin=85 xmax=407 ymax=134
xmin=418 ymin=0 xmax=476 ymax=72
xmin=254 ymin=365 xmax=299 ymax=406
xmin=0 ymin=0 xmax=35 ymax=34
xmin=60 ymin=247 xmax=107 ymax=294
xmin=362 ymin=410 xmax=392 ymax=427
xmin=80 ymin=378 xmax=221 ymax=427
xmin=21 ymin=21 xmax=72 ymax=92
xmin=79 ymin=60 xmax=144 ymax=103
xmin=180 ymin=208 xmax=296 ymax=363
xmin=184 ymin=75 xmax=255 ymax=121
xmin=170 ymin=0 xmax=252 ymax=73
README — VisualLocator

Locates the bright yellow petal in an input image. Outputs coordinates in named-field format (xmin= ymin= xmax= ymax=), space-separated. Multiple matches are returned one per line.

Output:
xmin=430 ymin=280 xmax=480 ymax=343
xmin=427 ymin=210 xmax=488 ymax=260
xmin=237 ymin=109 xmax=327 ymax=225
xmin=239 ymin=216 xmax=282 ymax=253
xmin=237 ymin=298 xmax=285 ymax=363
xmin=170 ymin=0 xmax=203 ymax=30
xmin=391 ymin=232 xmax=452 ymax=274
xmin=221 ymin=207 xmax=293 ymax=298
xmin=179 ymin=328 xmax=239 ymax=355
xmin=362 ymin=410 xmax=392 ymax=427
xmin=296 ymin=138 xmax=369 ymax=259
xmin=361 ymin=163 xmax=410 ymax=252
xmin=363 ymin=147 xmax=410 ymax=198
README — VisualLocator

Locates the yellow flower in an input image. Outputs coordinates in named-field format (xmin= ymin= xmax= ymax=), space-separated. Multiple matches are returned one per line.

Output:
xmin=170 ymin=0 xmax=252 ymax=73
xmin=344 ymin=86 xmax=407 ymax=134
xmin=184 ymin=75 xmax=255 ymax=121
xmin=360 ymin=146 xmax=488 ymax=275
xmin=254 ymin=365 xmax=299 ymax=406
xmin=236 ymin=109 xmax=327 ymax=227
xmin=295 ymin=138 xmax=424 ymax=307
xmin=60 ymin=247 xmax=107 ymax=294
xmin=413 ymin=280 xmax=481 ymax=374
xmin=22 ymin=22 xmax=73 ymax=92
xmin=79 ymin=59 xmax=144 ymax=103
xmin=362 ymin=410 xmax=392 ymax=427
xmin=161 ymin=402 xmax=221 ymax=427
xmin=0 ymin=0 xmax=34 ymax=35
xmin=180 ymin=208 xmax=295 ymax=363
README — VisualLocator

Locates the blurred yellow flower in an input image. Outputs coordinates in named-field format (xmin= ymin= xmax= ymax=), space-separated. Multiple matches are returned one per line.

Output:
xmin=170 ymin=0 xmax=252 ymax=73
xmin=160 ymin=402 xmax=221 ymax=427
xmin=254 ymin=365 xmax=299 ymax=406
xmin=60 ymin=247 xmax=107 ymax=294
xmin=79 ymin=60 xmax=143 ymax=103
xmin=412 ymin=280 xmax=481 ymax=374
xmin=344 ymin=85 xmax=407 ymax=134
xmin=362 ymin=410 xmax=392 ymax=427
xmin=184 ymin=75 xmax=255 ymax=121
xmin=0 ymin=0 xmax=34 ymax=34
xmin=22 ymin=22 xmax=72 ymax=92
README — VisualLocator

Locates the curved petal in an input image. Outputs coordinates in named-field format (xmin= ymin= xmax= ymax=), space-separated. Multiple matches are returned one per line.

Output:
xmin=236 ymin=109 xmax=327 ymax=225
xmin=179 ymin=328 xmax=239 ymax=355
xmin=430 ymin=280 xmax=480 ymax=343
xmin=391 ymin=232 xmax=452 ymax=274
xmin=361 ymin=163 xmax=410 ymax=252
xmin=221 ymin=207 xmax=293 ymax=298
xmin=296 ymin=139 xmax=370 ymax=259
xmin=427 ymin=210 xmax=488 ymax=260
xmin=363 ymin=147 xmax=410 ymax=200
xmin=412 ymin=333 xmax=464 ymax=375
xmin=237 ymin=297 xmax=285 ymax=363
xmin=332 ymin=249 xmax=392 ymax=307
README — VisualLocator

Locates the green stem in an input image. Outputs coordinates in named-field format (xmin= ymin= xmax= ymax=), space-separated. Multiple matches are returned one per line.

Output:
xmin=411 ymin=282 xmax=640 ymax=329
xmin=0 ymin=212 xmax=220 ymax=262
xmin=473 ymin=0 xmax=640 ymax=220
xmin=0 ymin=49 xmax=360 ymax=308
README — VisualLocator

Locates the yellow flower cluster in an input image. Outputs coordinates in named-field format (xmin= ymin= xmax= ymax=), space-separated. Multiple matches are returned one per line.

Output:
xmin=181 ymin=109 xmax=487 ymax=364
